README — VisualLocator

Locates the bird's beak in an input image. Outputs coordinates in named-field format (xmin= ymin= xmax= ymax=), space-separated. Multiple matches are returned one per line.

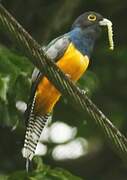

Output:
xmin=99 ymin=18 xmax=114 ymax=50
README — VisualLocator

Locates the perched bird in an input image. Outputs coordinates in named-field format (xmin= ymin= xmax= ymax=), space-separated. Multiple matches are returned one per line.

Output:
xmin=22 ymin=11 xmax=114 ymax=165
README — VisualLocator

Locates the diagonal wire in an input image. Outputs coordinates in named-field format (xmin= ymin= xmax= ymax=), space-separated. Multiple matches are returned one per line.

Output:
xmin=0 ymin=4 xmax=127 ymax=160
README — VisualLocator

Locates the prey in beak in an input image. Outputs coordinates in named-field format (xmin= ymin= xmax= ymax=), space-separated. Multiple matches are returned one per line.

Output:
xmin=99 ymin=18 xmax=114 ymax=50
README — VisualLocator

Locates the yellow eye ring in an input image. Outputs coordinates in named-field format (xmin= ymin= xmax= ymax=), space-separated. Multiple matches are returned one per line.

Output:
xmin=88 ymin=14 xmax=97 ymax=21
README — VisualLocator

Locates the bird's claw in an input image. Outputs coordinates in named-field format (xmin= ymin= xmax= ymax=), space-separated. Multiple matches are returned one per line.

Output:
xmin=77 ymin=87 xmax=89 ymax=95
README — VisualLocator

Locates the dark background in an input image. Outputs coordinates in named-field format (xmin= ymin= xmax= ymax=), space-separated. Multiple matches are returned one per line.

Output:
xmin=0 ymin=0 xmax=127 ymax=179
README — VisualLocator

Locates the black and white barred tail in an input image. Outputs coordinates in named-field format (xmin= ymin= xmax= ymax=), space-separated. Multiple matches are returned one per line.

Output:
xmin=22 ymin=94 xmax=50 ymax=161
xmin=22 ymin=113 xmax=50 ymax=161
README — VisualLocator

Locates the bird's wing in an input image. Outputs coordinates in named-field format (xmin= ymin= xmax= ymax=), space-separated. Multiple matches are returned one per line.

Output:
xmin=23 ymin=34 xmax=70 ymax=162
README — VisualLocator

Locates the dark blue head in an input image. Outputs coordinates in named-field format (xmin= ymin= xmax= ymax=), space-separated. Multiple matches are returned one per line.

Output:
xmin=70 ymin=12 xmax=104 ymax=57
xmin=72 ymin=11 xmax=103 ymax=31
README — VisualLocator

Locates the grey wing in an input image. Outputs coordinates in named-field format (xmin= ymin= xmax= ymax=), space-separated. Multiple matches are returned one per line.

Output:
xmin=31 ymin=34 xmax=70 ymax=84
xmin=31 ymin=34 xmax=70 ymax=86
xmin=43 ymin=34 xmax=70 ymax=61
xmin=32 ymin=34 xmax=70 ymax=81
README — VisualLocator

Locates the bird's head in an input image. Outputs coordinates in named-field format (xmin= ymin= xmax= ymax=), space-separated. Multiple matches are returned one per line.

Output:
xmin=72 ymin=11 xmax=114 ymax=50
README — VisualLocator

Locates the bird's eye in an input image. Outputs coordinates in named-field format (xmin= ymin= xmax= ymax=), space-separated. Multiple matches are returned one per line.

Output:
xmin=88 ymin=14 xmax=97 ymax=21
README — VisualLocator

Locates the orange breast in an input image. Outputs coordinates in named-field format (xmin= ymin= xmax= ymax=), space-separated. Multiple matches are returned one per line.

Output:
xmin=35 ymin=43 xmax=89 ymax=115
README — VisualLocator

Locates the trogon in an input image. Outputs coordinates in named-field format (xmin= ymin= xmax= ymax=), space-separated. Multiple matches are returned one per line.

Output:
xmin=22 ymin=11 xmax=113 ymax=162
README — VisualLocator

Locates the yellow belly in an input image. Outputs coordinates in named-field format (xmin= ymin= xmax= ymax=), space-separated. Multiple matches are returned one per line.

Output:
xmin=35 ymin=43 xmax=89 ymax=115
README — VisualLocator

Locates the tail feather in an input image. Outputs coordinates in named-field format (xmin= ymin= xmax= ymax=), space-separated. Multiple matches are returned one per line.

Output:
xmin=23 ymin=93 xmax=51 ymax=161
xmin=23 ymin=113 xmax=50 ymax=161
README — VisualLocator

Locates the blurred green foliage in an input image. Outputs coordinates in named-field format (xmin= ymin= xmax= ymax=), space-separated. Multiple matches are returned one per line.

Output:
xmin=0 ymin=0 xmax=127 ymax=180
xmin=0 ymin=45 xmax=32 ymax=126
xmin=0 ymin=157 xmax=83 ymax=180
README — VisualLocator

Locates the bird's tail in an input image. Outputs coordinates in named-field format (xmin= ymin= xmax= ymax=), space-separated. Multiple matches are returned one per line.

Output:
xmin=22 ymin=113 xmax=50 ymax=161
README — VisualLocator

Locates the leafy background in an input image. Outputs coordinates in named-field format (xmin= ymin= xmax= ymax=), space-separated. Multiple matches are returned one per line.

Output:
xmin=0 ymin=0 xmax=127 ymax=179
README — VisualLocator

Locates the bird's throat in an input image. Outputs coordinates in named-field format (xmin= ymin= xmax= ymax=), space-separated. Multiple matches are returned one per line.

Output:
xmin=70 ymin=26 xmax=100 ymax=57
